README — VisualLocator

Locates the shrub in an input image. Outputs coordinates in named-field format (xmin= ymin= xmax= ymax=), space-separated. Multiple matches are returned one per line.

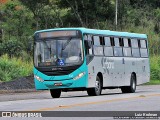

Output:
xmin=0 ymin=54 xmax=33 ymax=82
xmin=0 ymin=40 xmax=23 ymax=57
xmin=150 ymin=56 xmax=160 ymax=80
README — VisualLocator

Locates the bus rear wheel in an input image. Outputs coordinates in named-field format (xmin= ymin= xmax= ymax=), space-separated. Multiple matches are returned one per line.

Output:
xmin=50 ymin=89 xmax=61 ymax=98
xmin=121 ymin=74 xmax=136 ymax=93
xmin=87 ymin=76 xmax=102 ymax=96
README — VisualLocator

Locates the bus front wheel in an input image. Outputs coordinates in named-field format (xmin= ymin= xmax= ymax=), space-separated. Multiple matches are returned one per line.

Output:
xmin=87 ymin=76 xmax=102 ymax=96
xmin=121 ymin=74 xmax=136 ymax=93
xmin=50 ymin=89 xmax=61 ymax=98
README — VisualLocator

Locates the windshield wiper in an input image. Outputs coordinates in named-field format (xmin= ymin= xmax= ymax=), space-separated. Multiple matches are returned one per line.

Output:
xmin=62 ymin=37 xmax=72 ymax=50
xmin=42 ymin=39 xmax=50 ymax=49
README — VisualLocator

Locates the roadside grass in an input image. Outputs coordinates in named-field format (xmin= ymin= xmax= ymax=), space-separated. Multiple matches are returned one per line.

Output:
xmin=0 ymin=54 xmax=33 ymax=82
xmin=141 ymin=55 xmax=160 ymax=85
xmin=149 ymin=55 xmax=160 ymax=84
xmin=144 ymin=80 xmax=160 ymax=85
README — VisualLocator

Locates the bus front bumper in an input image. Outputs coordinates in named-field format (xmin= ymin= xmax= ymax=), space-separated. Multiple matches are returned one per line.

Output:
xmin=34 ymin=75 xmax=87 ymax=90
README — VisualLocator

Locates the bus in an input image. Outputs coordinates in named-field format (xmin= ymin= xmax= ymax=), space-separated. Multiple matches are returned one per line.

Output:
xmin=33 ymin=28 xmax=150 ymax=98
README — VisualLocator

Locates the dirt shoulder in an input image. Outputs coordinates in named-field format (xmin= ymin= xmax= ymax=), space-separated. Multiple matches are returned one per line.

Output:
xmin=0 ymin=76 xmax=37 ymax=94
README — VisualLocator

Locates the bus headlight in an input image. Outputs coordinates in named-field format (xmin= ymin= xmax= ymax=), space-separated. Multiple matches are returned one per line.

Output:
xmin=73 ymin=72 xmax=85 ymax=80
xmin=34 ymin=75 xmax=44 ymax=82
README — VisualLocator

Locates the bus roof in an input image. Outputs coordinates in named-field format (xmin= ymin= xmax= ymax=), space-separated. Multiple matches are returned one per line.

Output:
xmin=35 ymin=27 xmax=147 ymax=39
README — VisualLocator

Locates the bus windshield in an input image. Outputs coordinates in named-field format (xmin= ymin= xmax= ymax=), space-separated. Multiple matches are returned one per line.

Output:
xmin=34 ymin=38 xmax=83 ymax=67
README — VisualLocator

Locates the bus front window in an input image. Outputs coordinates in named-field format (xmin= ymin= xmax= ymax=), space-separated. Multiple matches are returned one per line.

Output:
xmin=34 ymin=38 xmax=83 ymax=67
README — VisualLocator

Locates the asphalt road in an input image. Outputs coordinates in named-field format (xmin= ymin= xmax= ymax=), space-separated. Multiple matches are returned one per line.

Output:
xmin=0 ymin=85 xmax=160 ymax=119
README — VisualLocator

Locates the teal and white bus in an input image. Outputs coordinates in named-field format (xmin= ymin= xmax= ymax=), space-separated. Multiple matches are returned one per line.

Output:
xmin=33 ymin=28 xmax=150 ymax=98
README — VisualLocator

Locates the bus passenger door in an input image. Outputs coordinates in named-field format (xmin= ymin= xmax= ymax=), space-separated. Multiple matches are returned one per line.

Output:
xmin=102 ymin=57 xmax=113 ymax=87
xmin=113 ymin=57 xmax=125 ymax=86
xmin=124 ymin=57 xmax=133 ymax=86
xmin=112 ymin=38 xmax=125 ymax=86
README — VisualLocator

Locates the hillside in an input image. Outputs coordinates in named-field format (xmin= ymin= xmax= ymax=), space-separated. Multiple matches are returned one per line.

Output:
xmin=0 ymin=0 xmax=159 ymax=83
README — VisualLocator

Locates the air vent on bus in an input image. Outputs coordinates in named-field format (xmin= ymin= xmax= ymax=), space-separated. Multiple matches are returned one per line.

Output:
xmin=42 ymin=69 xmax=75 ymax=76
xmin=36 ymin=65 xmax=80 ymax=76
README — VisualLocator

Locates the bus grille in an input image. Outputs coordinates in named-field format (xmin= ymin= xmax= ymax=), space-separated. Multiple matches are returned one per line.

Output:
xmin=42 ymin=69 xmax=75 ymax=76
xmin=35 ymin=65 xmax=80 ymax=76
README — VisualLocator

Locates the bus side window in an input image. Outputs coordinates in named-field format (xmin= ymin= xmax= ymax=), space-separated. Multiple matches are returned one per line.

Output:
xmin=124 ymin=38 xmax=129 ymax=47
xmin=138 ymin=40 xmax=141 ymax=48
xmin=104 ymin=37 xmax=111 ymax=46
xmin=128 ymin=39 xmax=131 ymax=47
xmin=114 ymin=37 xmax=123 ymax=56
xmin=140 ymin=39 xmax=147 ymax=48
xmin=84 ymin=34 xmax=93 ymax=55
xmin=111 ymin=37 xmax=115 ymax=46
xmin=104 ymin=37 xmax=113 ymax=56
xmin=100 ymin=36 xmax=104 ymax=45
xmin=93 ymin=36 xmax=100 ymax=45
xmin=131 ymin=39 xmax=138 ymax=48
xmin=123 ymin=38 xmax=131 ymax=57
xmin=119 ymin=38 xmax=124 ymax=47
xmin=140 ymin=40 xmax=148 ymax=57
xmin=114 ymin=37 xmax=120 ymax=47
xmin=93 ymin=36 xmax=103 ymax=56
xmin=131 ymin=39 xmax=140 ymax=57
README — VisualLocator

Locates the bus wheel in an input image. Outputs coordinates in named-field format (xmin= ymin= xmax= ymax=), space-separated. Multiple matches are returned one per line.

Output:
xmin=87 ymin=76 xmax=102 ymax=96
xmin=121 ymin=74 xmax=136 ymax=93
xmin=50 ymin=89 xmax=61 ymax=98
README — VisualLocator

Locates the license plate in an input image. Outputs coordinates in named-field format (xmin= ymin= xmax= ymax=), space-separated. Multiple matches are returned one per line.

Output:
xmin=54 ymin=83 xmax=62 ymax=86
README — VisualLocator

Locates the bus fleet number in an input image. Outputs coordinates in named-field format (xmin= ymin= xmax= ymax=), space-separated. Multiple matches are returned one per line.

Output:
xmin=104 ymin=62 xmax=114 ymax=69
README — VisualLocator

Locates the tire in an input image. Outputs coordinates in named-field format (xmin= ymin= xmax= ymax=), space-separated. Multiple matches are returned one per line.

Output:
xmin=50 ymin=89 xmax=61 ymax=98
xmin=121 ymin=74 xmax=136 ymax=93
xmin=87 ymin=76 xmax=102 ymax=96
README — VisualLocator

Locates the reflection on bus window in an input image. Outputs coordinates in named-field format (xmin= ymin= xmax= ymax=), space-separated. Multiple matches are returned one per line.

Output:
xmin=123 ymin=48 xmax=131 ymax=57
xmin=34 ymin=38 xmax=83 ymax=67
xmin=104 ymin=37 xmax=111 ymax=46
xmin=140 ymin=49 xmax=148 ymax=57
xmin=132 ymin=48 xmax=140 ymax=57
xmin=114 ymin=38 xmax=120 ymax=47
xmin=131 ymin=39 xmax=138 ymax=48
xmin=140 ymin=40 xmax=147 ymax=48
xmin=114 ymin=47 xmax=123 ymax=56
xmin=123 ymin=38 xmax=129 ymax=47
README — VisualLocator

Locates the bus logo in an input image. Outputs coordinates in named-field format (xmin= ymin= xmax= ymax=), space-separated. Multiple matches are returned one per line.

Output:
xmin=105 ymin=62 xmax=114 ymax=69
xmin=101 ymin=58 xmax=114 ymax=69
xmin=52 ymin=68 xmax=62 ymax=71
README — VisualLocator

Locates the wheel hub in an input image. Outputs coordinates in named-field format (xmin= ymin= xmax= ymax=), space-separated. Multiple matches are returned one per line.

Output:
xmin=95 ymin=81 xmax=100 ymax=92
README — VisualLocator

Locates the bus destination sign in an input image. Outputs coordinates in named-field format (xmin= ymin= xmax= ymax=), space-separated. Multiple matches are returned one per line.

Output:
xmin=39 ymin=30 xmax=80 ymax=38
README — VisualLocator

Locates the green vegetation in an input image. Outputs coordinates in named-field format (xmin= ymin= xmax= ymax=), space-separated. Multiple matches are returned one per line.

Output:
xmin=144 ymin=80 xmax=160 ymax=85
xmin=0 ymin=0 xmax=160 ymax=83
xmin=149 ymin=56 xmax=160 ymax=84
xmin=0 ymin=54 xmax=32 ymax=82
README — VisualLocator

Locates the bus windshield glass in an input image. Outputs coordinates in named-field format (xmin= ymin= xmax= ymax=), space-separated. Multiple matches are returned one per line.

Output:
xmin=34 ymin=38 xmax=83 ymax=67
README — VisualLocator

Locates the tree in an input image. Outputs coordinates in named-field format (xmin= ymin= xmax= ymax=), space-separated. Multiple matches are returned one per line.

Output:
xmin=19 ymin=0 xmax=49 ymax=30
xmin=0 ymin=0 xmax=34 ymax=49
xmin=57 ymin=0 xmax=114 ymax=28
xmin=19 ymin=0 xmax=64 ymax=29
